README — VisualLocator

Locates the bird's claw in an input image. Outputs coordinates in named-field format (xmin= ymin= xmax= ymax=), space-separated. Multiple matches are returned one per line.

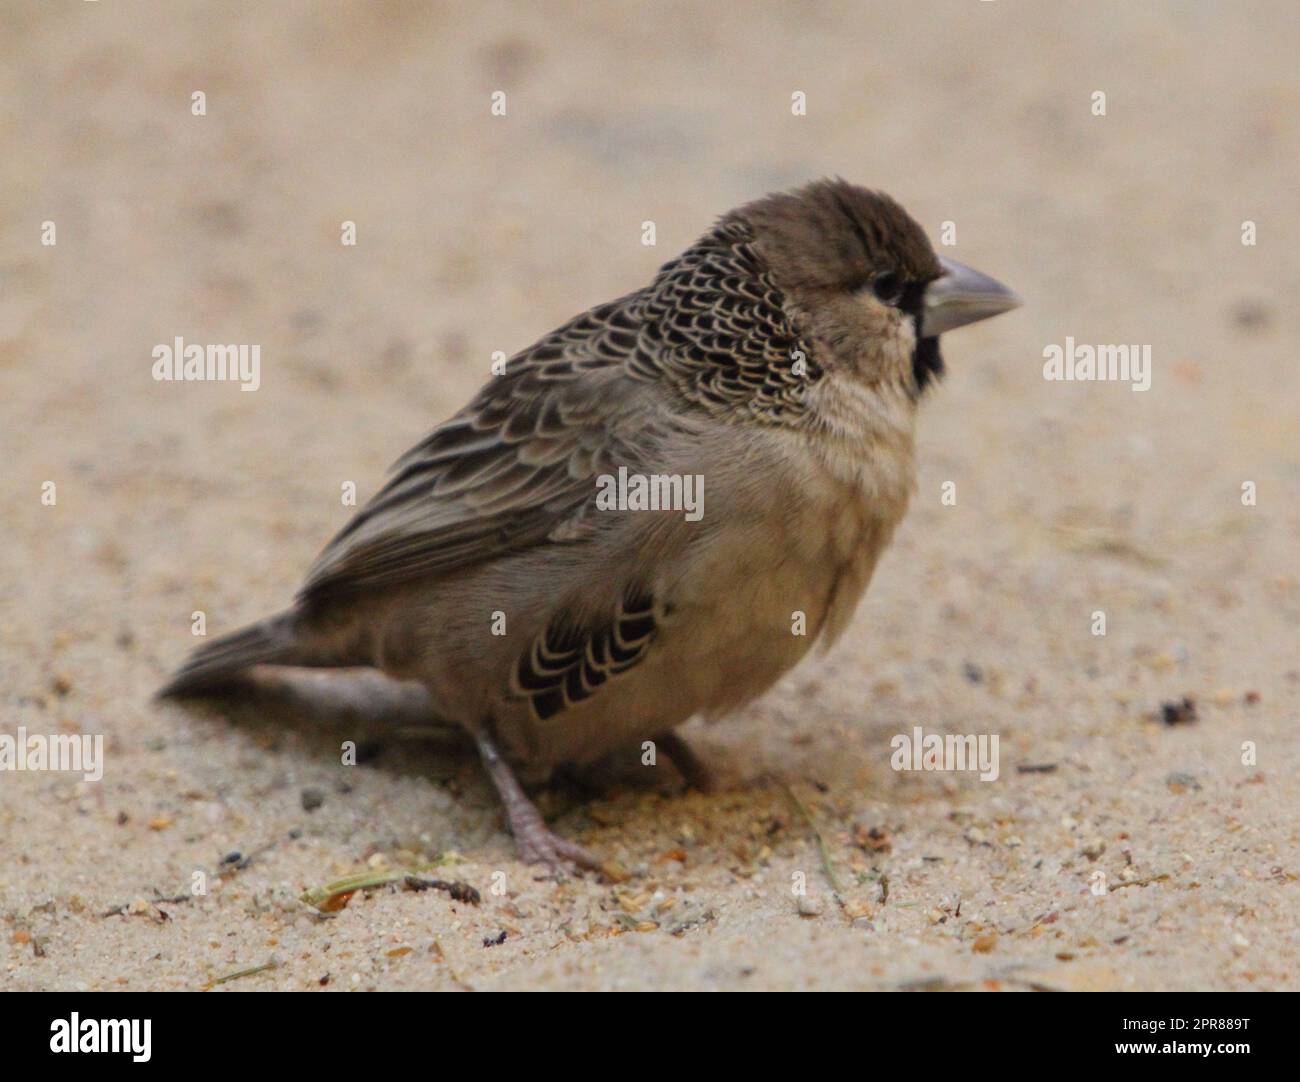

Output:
xmin=516 ymin=823 xmax=602 ymax=872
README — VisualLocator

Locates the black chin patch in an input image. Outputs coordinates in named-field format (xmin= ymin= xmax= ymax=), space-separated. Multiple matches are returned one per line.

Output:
xmin=913 ymin=334 xmax=943 ymax=391
xmin=900 ymin=283 xmax=943 ymax=392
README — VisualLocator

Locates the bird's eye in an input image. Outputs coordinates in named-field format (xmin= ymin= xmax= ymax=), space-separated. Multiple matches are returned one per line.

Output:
xmin=871 ymin=270 xmax=903 ymax=305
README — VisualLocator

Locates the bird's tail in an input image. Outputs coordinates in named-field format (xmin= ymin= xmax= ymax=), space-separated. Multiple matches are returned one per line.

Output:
xmin=157 ymin=609 xmax=303 ymax=698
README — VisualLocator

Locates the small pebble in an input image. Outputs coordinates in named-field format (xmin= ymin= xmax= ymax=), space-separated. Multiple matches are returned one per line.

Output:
xmin=797 ymin=894 xmax=822 ymax=917
xmin=1166 ymin=772 xmax=1201 ymax=793
xmin=1231 ymin=300 xmax=1272 ymax=331
xmin=301 ymin=787 xmax=325 ymax=812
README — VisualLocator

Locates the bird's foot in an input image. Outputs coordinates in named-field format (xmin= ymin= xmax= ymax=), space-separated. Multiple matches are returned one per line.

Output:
xmin=475 ymin=732 xmax=602 ymax=872
xmin=655 ymin=730 xmax=718 ymax=793
xmin=513 ymin=817 xmax=603 ymax=871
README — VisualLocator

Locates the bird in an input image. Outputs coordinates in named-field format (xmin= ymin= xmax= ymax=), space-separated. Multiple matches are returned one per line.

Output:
xmin=159 ymin=179 xmax=1020 ymax=869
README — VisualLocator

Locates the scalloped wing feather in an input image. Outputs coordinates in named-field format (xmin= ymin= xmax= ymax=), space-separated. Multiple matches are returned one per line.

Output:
xmin=298 ymin=221 xmax=815 ymax=605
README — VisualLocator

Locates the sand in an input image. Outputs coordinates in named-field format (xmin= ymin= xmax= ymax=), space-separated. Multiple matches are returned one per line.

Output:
xmin=2 ymin=0 xmax=1296 ymax=991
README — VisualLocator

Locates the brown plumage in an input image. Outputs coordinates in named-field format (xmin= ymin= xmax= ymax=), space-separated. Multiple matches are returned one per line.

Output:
xmin=160 ymin=179 xmax=1019 ymax=868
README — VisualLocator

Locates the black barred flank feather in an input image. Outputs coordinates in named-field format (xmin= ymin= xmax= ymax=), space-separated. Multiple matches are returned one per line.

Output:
xmin=511 ymin=586 xmax=659 ymax=721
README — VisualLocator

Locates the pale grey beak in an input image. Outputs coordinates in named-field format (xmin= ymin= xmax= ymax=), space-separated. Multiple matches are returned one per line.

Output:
xmin=920 ymin=256 xmax=1022 ymax=337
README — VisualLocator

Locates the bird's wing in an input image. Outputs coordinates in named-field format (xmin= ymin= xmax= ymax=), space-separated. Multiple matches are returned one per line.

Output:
xmin=300 ymin=219 xmax=812 ymax=606
xmin=298 ymin=294 xmax=659 ymax=605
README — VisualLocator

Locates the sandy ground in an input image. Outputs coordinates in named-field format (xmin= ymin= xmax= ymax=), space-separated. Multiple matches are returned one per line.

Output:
xmin=2 ymin=1 xmax=1297 ymax=992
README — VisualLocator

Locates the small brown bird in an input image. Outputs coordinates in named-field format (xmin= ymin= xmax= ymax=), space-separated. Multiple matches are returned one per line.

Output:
xmin=160 ymin=180 xmax=1019 ymax=867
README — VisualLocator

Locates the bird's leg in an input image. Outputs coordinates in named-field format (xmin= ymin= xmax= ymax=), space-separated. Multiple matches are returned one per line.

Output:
xmin=474 ymin=733 xmax=601 ymax=871
xmin=654 ymin=730 xmax=717 ymax=793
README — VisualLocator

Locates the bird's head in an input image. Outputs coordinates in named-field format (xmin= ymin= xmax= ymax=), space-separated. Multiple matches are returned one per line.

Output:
xmin=729 ymin=178 xmax=1020 ymax=397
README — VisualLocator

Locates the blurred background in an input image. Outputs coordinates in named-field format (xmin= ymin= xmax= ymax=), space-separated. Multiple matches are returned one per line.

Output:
xmin=1 ymin=1 xmax=1296 ymax=991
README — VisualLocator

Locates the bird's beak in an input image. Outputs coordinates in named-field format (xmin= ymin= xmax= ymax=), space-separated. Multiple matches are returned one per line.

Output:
xmin=920 ymin=256 xmax=1022 ymax=337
